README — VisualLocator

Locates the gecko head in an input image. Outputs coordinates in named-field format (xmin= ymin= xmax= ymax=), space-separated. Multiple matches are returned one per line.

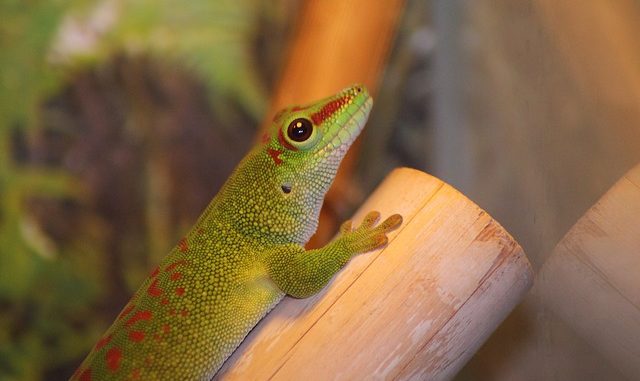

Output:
xmin=263 ymin=84 xmax=373 ymax=194
xmin=250 ymin=85 xmax=373 ymax=239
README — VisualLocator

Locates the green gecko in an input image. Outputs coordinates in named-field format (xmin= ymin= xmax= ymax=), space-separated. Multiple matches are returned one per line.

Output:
xmin=70 ymin=84 xmax=402 ymax=381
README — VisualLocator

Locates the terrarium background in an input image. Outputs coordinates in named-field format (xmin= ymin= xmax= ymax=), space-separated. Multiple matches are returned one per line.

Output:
xmin=2 ymin=1 xmax=639 ymax=380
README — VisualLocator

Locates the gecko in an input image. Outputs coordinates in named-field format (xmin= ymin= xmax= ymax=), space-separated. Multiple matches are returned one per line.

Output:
xmin=70 ymin=84 xmax=402 ymax=380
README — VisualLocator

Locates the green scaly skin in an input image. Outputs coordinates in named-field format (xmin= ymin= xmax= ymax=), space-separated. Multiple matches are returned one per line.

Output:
xmin=70 ymin=85 xmax=403 ymax=381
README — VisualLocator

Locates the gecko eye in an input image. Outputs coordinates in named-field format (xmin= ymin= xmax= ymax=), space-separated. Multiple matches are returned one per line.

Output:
xmin=287 ymin=118 xmax=313 ymax=142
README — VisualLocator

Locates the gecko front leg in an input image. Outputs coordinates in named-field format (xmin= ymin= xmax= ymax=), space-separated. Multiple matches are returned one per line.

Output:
xmin=264 ymin=212 xmax=402 ymax=298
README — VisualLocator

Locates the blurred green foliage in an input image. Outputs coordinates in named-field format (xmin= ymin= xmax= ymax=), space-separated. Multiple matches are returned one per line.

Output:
xmin=1 ymin=2 xmax=99 ymax=379
xmin=0 ymin=1 xmax=294 ymax=379
xmin=53 ymin=0 xmax=271 ymax=118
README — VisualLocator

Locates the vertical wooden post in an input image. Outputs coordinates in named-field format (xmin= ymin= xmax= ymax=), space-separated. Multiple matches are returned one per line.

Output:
xmin=264 ymin=1 xmax=406 ymax=115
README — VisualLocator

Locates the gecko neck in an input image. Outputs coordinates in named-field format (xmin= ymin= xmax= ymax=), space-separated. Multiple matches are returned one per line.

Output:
xmin=208 ymin=147 xmax=339 ymax=245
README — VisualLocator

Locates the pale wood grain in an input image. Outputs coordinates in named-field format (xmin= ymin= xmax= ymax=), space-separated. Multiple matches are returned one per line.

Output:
xmin=216 ymin=168 xmax=533 ymax=380
xmin=540 ymin=163 xmax=640 ymax=379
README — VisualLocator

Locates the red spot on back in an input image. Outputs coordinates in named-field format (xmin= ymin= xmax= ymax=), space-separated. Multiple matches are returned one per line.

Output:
xmin=161 ymin=298 xmax=169 ymax=305
xmin=129 ymin=330 xmax=145 ymax=343
xmin=180 ymin=309 xmax=189 ymax=317
xmin=170 ymin=272 xmax=182 ymax=281
xmin=95 ymin=334 xmax=112 ymax=350
xmin=147 ymin=278 xmax=163 ymax=297
xmin=166 ymin=260 xmax=187 ymax=272
xmin=162 ymin=324 xmax=170 ymax=334
xmin=130 ymin=368 xmax=141 ymax=380
xmin=106 ymin=347 xmax=122 ymax=372
xmin=150 ymin=266 xmax=160 ymax=278
xmin=267 ymin=148 xmax=283 ymax=165
xmin=117 ymin=304 xmax=135 ymax=321
xmin=175 ymin=287 xmax=185 ymax=296
xmin=311 ymin=96 xmax=350 ymax=125
xmin=126 ymin=310 xmax=152 ymax=327
xmin=261 ymin=132 xmax=270 ymax=143
xmin=178 ymin=238 xmax=188 ymax=252
xmin=79 ymin=368 xmax=92 ymax=381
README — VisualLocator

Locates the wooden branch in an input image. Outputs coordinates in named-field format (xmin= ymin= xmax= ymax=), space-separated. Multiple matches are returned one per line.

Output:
xmin=216 ymin=168 xmax=533 ymax=380
xmin=539 ymin=163 xmax=640 ymax=380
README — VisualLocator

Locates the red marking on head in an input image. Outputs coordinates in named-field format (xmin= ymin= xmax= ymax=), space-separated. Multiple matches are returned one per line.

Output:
xmin=117 ymin=304 xmax=135 ymax=321
xmin=277 ymin=129 xmax=298 ymax=151
xmin=129 ymin=330 xmax=145 ymax=343
xmin=165 ymin=260 xmax=187 ymax=272
xmin=79 ymin=368 xmax=92 ymax=381
xmin=95 ymin=334 xmax=112 ymax=350
xmin=267 ymin=148 xmax=283 ymax=165
xmin=175 ymin=287 xmax=185 ymax=296
xmin=106 ymin=347 xmax=122 ymax=372
xmin=125 ymin=310 xmax=152 ymax=327
xmin=310 ymin=96 xmax=350 ymax=125
xmin=261 ymin=132 xmax=271 ymax=144
xmin=150 ymin=266 xmax=160 ymax=278
xmin=161 ymin=298 xmax=169 ymax=305
xmin=178 ymin=238 xmax=188 ymax=253
xmin=147 ymin=279 xmax=163 ymax=297
xmin=170 ymin=272 xmax=182 ymax=281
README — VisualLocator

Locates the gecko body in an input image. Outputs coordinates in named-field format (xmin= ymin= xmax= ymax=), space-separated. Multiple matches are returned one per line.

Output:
xmin=71 ymin=85 xmax=402 ymax=380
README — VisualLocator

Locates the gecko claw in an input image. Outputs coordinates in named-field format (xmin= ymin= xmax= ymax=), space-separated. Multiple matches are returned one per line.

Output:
xmin=341 ymin=211 xmax=403 ymax=254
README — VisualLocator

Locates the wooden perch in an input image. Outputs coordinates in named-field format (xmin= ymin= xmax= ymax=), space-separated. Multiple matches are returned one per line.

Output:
xmin=215 ymin=168 xmax=533 ymax=380
xmin=539 ymin=163 xmax=640 ymax=380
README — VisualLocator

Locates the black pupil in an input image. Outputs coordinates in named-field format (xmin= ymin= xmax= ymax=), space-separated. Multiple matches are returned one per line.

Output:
xmin=287 ymin=118 xmax=313 ymax=142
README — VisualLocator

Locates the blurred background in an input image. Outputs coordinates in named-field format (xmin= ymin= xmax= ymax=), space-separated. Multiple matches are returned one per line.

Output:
xmin=1 ymin=0 xmax=639 ymax=380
